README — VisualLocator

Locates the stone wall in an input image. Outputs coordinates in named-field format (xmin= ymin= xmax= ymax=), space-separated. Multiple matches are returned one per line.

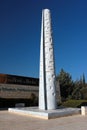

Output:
xmin=0 ymin=83 xmax=59 ymax=103
xmin=0 ymin=84 xmax=38 ymax=99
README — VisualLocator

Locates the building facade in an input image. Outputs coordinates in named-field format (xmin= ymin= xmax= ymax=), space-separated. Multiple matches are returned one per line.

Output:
xmin=0 ymin=74 xmax=39 ymax=99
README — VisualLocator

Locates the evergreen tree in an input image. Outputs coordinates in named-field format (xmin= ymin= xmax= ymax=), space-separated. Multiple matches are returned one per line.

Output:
xmin=56 ymin=69 xmax=73 ymax=100
xmin=82 ymin=73 xmax=86 ymax=86
xmin=71 ymin=74 xmax=86 ymax=100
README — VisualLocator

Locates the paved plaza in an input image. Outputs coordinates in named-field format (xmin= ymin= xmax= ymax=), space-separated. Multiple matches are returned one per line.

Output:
xmin=0 ymin=110 xmax=87 ymax=130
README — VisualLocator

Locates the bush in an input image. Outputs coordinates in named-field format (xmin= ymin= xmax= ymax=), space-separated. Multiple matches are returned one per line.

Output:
xmin=30 ymin=93 xmax=38 ymax=106
xmin=61 ymin=100 xmax=87 ymax=108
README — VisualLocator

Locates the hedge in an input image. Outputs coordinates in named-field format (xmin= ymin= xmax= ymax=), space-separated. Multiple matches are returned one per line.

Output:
xmin=61 ymin=100 xmax=87 ymax=108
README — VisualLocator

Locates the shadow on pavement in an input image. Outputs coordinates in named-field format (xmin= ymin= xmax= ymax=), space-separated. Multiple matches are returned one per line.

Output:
xmin=0 ymin=108 xmax=8 ymax=111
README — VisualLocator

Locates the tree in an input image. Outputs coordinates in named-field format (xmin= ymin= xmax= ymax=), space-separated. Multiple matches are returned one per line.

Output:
xmin=56 ymin=69 xmax=73 ymax=100
xmin=71 ymin=80 xmax=83 ymax=100
xmin=82 ymin=73 xmax=86 ymax=87
xmin=71 ymin=74 xmax=86 ymax=100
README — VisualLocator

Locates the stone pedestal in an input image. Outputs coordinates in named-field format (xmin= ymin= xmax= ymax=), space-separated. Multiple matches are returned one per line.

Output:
xmin=8 ymin=107 xmax=80 ymax=119
xmin=81 ymin=106 xmax=87 ymax=116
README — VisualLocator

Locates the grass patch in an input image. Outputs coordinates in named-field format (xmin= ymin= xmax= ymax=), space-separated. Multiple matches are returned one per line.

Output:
xmin=61 ymin=100 xmax=87 ymax=108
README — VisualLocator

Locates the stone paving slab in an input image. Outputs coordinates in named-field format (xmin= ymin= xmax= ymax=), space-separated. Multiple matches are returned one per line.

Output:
xmin=0 ymin=110 xmax=87 ymax=130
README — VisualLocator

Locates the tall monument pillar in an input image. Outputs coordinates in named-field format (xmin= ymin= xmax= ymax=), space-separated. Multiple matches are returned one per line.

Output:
xmin=39 ymin=9 xmax=56 ymax=110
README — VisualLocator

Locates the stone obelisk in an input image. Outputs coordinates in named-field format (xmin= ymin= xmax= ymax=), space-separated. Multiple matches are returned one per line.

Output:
xmin=39 ymin=9 xmax=56 ymax=110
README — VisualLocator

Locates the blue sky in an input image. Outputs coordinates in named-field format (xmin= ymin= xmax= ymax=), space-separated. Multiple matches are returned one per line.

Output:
xmin=0 ymin=0 xmax=87 ymax=81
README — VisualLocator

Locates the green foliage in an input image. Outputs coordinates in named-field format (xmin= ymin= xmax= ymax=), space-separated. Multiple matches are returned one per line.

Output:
xmin=81 ymin=88 xmax=87 ymax=99
xmin=71 ymin=80 xmax=83 ymax=100
xmin=56 ymin=69 xmax=74 ymax=100
xmin=56 ymin=68 xmax=87 ymax=100
xmin=71 ymin=78 xmax=87 ymax=100
xmin=62 ymin=100 xmax=87 ymax=108
xmin=82 ymin=73 xmax=86 ymax=85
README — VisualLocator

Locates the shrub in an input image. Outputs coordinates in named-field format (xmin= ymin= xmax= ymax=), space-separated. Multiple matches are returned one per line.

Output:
xmin=61 ymin=100 xmax=87 ymax=108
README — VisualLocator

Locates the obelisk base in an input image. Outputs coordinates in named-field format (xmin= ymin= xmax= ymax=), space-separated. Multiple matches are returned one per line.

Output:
xmin=8 ymin=107 xmax=80 ymax=119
